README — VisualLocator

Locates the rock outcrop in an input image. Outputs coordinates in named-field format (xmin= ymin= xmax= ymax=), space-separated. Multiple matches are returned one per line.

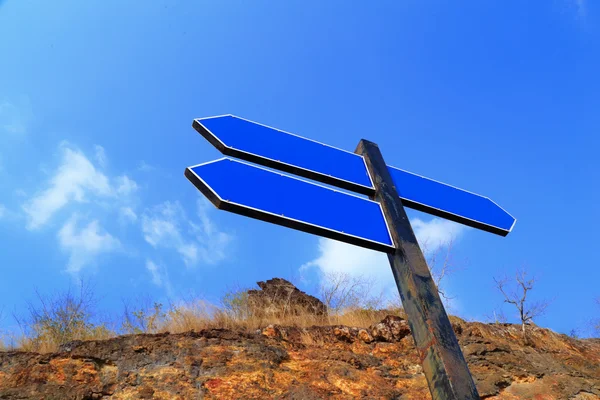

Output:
xmin=1 ymin=316 xmax=599 ymax=399
xmin=246 ymin=278 xmax=327 ymax=318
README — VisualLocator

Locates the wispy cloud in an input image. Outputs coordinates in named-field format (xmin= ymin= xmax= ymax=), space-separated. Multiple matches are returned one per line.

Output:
xmin=0 ymin=204 xmax=5 ymax=219
xmin=22 ymin=143 xmax=138 ymax=229
xmin=301 ymin=217 xmax=466 ymax=300
xmin=0 ymin=96 xmax=32 ymax=136
xmin=94 ymin=145 xmax=107 ymax=168
xmin=141 ymin=201 xmax=197 ymax=265
xmin=575 ymin=0 xmax=586 ymax=18
xmin=115 ymin=175 xmax=138 ymax=196
xmin=119 ymin=206 xmax=138 ymax=223
xmin=146 ymin=259 xmax=163 ymax=286
xmin=22 ymin=144 xmax=112 ymax=229
xmin=145 ymin=259 xmax=174 ymax=296
xmin=137 ymin=161 xmax=156 ymax=172
xmin=191 ymin=198 xmax=233 ymax=264
xmin=57 ymin=214 xmax=121 ymax=273
xmin=141 ymin=199 xmax=232 ymax=267
xmin=560 ymin=0 xmax=587 ymax=20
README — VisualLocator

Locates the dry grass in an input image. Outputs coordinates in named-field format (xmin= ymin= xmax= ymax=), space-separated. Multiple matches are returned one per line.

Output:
xmin=2 ymin=278 xmax=407 ymax=353
xmin=2 ymin=300 xmax=405 ymax=353
xmin=154 ymin=302 xmax=405 ymax=335
xmin=6 ymin=281 xmax=115 ymax=353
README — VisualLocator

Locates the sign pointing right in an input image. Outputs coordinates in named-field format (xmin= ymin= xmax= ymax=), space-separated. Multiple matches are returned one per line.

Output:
xmin=388 ymin=167 xmax=515 ymax=236
xmin=193 ymin=115 xmax=515 ymax=236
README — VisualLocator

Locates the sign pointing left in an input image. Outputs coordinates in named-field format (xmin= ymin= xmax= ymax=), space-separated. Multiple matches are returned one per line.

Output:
xmin=185 ymin=158 xmax=394 ymax=252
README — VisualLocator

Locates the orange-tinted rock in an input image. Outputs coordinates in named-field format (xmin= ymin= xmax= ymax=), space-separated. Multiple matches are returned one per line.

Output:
xmin=0 ymin=318 xmax=599 ymax=399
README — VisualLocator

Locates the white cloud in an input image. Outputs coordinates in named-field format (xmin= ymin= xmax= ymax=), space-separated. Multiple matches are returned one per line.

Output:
xmin=119 ymin=206 xmax=138 ymax=223
xmin=142 ymin=201 xmax=199 ymax=266
xmin=115 ymin=175 xmax=138 ymax=196
xmin=57 ymin=214 xmax=121 ymax=273
xmin=0 ymin=204 xmax=5 ymax=219
xmin=146 ymin=259 xmax=163 ymax=286
xmin=145 ymin=259 xmax=174 ymax=296
xmin=137 ymin=161 xmax=155 ymax=172
xmin=141 ymin=199 xmax=232 ymax=267
xmin=191 ymin=198 xmax=233 ymax=264
xmin=411 ymin=218 xmax=465 ymax=255
xmin=22 ymin=143 xmax=138 ymax=229
xmin=301 ymin=217 xmax=466 ymax=301
xmin=300 ymin=238 xmax=392 ymax=289
xmin=94 ymin=145 xmax=107 ymax=168
xmin=0 ymin=97 xmax=32 ymax=136
xmin=23 ymin=145 xmax=112 ymax=229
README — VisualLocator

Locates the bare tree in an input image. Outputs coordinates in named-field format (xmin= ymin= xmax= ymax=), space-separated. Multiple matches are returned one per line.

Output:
xmin=493 ymin=268 xmax=551 ymax=337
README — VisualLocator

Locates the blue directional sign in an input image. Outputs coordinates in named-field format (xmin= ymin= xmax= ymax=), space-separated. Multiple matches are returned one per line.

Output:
xmin=193 ymin=115 xmax=516 ymax=236
xmin=193 ymin=115 xmax=374 ymax=195
xmin=185 ymin=158 xmax=394 ymax=252
xmin=388 ymin=167 xmax=516 ymax=236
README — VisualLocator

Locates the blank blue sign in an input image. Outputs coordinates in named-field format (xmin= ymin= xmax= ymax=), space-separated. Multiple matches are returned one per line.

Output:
xmin=193 ymin=115 xmax=516 ymax=236
xmin=388 ymin=167 xmax=516 ymax=236
xmin=193 ymin=115 xmax=374 ymax=195
xmin=185 ymin=158 xmax=394 ymax=252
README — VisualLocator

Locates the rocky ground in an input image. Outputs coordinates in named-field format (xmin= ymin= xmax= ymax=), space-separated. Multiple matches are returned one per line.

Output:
xmin=1 ymin=314 xmax=599 ymax=399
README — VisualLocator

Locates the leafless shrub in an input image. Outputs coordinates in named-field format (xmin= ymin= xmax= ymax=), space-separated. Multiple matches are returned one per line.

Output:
xmin=423 ymin=239 xmax=464 ymax=303
xmin=569 ymin=329 xmax=580 ymax=339
xmin=318 ymin=270 xmax=384 ymax=316
xmin=13 ymin=280 xmax=113 ymax=353
xmin=0 ymin=307 xmax=6 ymax=351
xmin=121 ymin=301 xmax=166 ymax=335
xmin=594 ymin=297 xmax=600 ymax=337
xmin=485 ymin=307 xmax=508 ymax=324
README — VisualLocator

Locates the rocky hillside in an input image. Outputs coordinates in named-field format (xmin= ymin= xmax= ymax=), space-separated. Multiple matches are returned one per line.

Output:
xmin=1 ymin=279 xmax=599 ymax=399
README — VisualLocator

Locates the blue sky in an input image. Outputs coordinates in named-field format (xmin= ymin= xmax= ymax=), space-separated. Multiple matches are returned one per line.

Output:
xmin=0 ymin=0 xmax=598 ymax=338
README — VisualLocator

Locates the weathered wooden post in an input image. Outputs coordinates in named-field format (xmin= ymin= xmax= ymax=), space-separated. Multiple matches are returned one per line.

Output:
xmin=356 ymin=139 xmax=479 ymax=399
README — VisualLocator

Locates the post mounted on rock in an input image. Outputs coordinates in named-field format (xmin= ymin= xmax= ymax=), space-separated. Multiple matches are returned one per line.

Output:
xmin=355 ymin=140 xmax=480 ymax=400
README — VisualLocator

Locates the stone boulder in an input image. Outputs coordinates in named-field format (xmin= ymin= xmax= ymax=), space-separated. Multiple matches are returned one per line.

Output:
xmin=246 ymin=278 xmax=327 ymax=318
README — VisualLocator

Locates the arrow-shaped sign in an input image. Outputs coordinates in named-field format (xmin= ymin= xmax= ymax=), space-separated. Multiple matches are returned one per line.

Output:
xmin=185 ymin=116 xmax=504 ymax=398
xmin=193 ymin=115 xmax=516 ymax=236
xmin=388 ymin=167 xmax=515 ymax=236
xmin=185 ymin=158 xmax=394 ymax=252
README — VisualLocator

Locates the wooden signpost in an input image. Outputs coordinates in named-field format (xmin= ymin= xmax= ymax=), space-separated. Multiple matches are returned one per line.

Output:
xmin=186 ymin=115 xmax=516 ymax=399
